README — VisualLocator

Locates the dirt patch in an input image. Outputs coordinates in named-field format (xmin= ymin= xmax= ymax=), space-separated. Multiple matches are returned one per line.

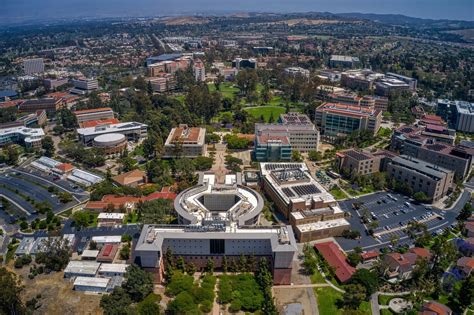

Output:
xmin=19 ymin=270 xmax=102 ymax=315
xmin=273 ymin=287 xmax=317 ymax=314
xmin=162 ymin=16 xmax=210 ymax=25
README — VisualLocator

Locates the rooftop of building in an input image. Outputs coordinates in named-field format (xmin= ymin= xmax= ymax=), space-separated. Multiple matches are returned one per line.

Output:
xmin=73 ymin=107 xmax=113 ymax=115
xmin=85 ymin=188 xmax=176 ymax=210
xmin=76 ymin=121 xmax=147 ymax=137
xmin=135 ymin=224 xmax=297 ymax=254
xmin=166 ymin=124 xmax=205 ymax=145
xmin=314 ymin=241 xmax=355 ymax=283
xmin=20 ymin=98 xmax=58 ymax=105
xmin=260 ymin=163 xmax=336 ymax=207
xmin=73 ymin=276 xmax=110 ymax=288
xmin=296 ymin=218 xmax=350 ymax=233
xmin=330 ymin=55 xmax=359 ymax=62
xmin=174 ymin=172 xmax=263 ymax=226
xmin=97 ymin=213 xmax=126 ymax=220
xmin=0 ymin=125 xmax=45 ymax=140
xmin=112 ymin=169 xmax=147 ymax=186
xmin=317 ymin=103 xmax=380 ymax=118
xmin=64 ymin=261 xmax=101 ymax=275
xmin=80 ymin=118 xmax=120 ymax=128
xmin=390 ymin=155 xmax=453 ymax=179
xmin=279 ymin=112 xmax=312 ymax=125
xmin=336 ymin=149 xmax=375 ymax=161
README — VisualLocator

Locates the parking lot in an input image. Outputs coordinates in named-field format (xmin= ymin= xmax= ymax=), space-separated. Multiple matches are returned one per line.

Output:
xmin=335 ymin=191 xmax=467 ymax=252
xmin=0 ymin=168 xmax=87 ymax=223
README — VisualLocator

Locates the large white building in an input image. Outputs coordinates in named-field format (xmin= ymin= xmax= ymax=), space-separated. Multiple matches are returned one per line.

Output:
xmin=0 ymin=126 xmax=44 ymax=148
xmin=174 ymin=173 xmax=264 ymax=226
xmin=71 ymin=78 xmax=99 ymax=95
xmin=134 ymin=171 xmax=297 ymax=285
xmin=77 ymin=121 xmax=148 ymax=145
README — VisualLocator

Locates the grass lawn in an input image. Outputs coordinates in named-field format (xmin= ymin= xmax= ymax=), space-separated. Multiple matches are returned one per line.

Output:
xmin=346 ymin=186 xmax=375 ymax=197
xmin=329 ymin=187 xmax=348 ymax=200
xmin=208 ymin=82 xmax=240 ymax=99
xmin=381 ymin=309 xmax=395 ymax=315
xmin=314 ymin=287 xmax=372 ymax=315
xmin=310 ymin=270 xmax=325 ymax=284
xmin=378 ymin=295 xmax=394 ymax=305
xmin=244 ymin=106 xmax=286 ymax=122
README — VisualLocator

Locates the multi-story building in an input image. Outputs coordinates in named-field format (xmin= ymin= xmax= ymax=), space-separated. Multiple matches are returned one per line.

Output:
xmin=193 ymin=59 xmax=206 ymax=82
xmin=77 ymin=121 xmax=148 ymax=145
xmin=163 ymin=124 xmax=206 ymax=158
xmin=255 ymin=113 xmax=320 ymax=161
xmin=232 ymin=58 xmax=257 ymax=69
xmin=71 ymin=78 xmax=99 ymax=95
xmin=284 ymin=67 xmax=310 ymax=78
xmin=437 ymin=99 xmax=474 ymax=133
xmin=260 ymin=163 xmax=350 ymax=242
xmin=390 ymin=126 xmax=472 ymax=179
xmin=134 ymin=172 xmax=297 ymax=285
xmin=340 ymin=69 xmax=384 ymax=91
xmin=0 ymin=110 xmax=47 ymax=129
xmin=375 ymin=78 xmax=411 ymax=96
xmin=255 ymin=133 xmax=292 ymax=162
xmin=0 ymin=126 xmax=44 ymax=148
xmin=386 ymin=155 xmax=454 ymax=202
xmin=386 ymin=72 xmax=417 ymax=91
xmin=43 ymin=78 xmax=69 ymax=90
xmin=336 ymin=149 xmax=382 ymax=176
xmin=19 ymin=98 xmax=63 ymax=114
xmin=147 ymin=75 xmax=176 ymax=93
xmin=23 ymin=58 xmax=44 ymax=75
xmin=329 ymin=93 xmax=389 ymax=112
xmin=315 ymin=103 xmax=382 ymax=143
xmin=329 ymin=55 xmax=360 ymax=69
xmin=73 ymin=107 xmax=114 ymax=124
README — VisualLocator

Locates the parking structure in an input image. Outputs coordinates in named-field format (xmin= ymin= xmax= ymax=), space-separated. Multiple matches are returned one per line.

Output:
xmin=335 ymin=191 xmax=462 ymax=252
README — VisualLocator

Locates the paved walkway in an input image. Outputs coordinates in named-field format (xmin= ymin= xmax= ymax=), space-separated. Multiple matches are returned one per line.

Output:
xmin=276 ymin=283 xmax=330 ymax=289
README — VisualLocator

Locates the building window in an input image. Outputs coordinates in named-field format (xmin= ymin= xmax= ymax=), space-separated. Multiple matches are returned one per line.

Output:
xmin=210 ymin=239 xmax=225 ymax=255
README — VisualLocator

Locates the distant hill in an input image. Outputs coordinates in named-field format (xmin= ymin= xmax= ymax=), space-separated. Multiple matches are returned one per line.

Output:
xmin=335 ymin=12 xmax=474 ymax=29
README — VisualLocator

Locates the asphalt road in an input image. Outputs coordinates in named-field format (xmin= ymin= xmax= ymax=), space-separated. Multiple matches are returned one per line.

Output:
xmin=335 ymin=190 xmax=470 ymax=252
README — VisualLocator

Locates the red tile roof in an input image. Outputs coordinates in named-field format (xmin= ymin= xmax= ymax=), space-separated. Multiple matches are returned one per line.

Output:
xmin=314 ymin=242 xmax=355 ymax=283
xmin=421 ymin=301 xmax=452 ymax=315
xmin=55 ymin=163 xmax=75 ymax=173
xmin=361 ymin=251 xmax=379 ymax=261
xmin=85 ymin=188 xmax=176 ymax=210
xmin=80 ymin=118 xmax=120 ymax=128
xmin=408 ymin=247 xmax=432 ymax=260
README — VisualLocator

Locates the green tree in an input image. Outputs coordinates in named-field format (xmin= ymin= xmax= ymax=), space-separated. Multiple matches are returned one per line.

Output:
xmin=204 ymin=258 xmax=214 ymax=274
xmin=122 ymin=265 xmax=154 ymax=302
xmin=291 ymin=150 xmax=303 ymax=162
xmin=0 ymin=268 xmax=25 ymax=315
xmin=342 ymin=284 xmax=367 ymax=309
xmin=59 ymin=109 xmax=78 ymax=129
xmin=347 ymin=252 xmax=361 ymax=267
xmin=413 ymin=191 xmax=429 ymax=203
xmin=350 ymin=269 xmax=379 ymax=297
xmin=100 ymin=287 xmax=132 ymax=315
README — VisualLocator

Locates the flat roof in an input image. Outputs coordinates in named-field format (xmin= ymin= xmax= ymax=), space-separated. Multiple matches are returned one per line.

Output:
xmin=260 ymin=163 xmax=336 ymax=207
xmin=98 ymin=263 xmax=129 ymax=274
xmin=64 ymin=261 xmax=100 ymax=275
xmin=98 ymin=213 xmax=126 ymax=220
xmin=81 ymin=250 xmax=100 ymax=258
xmin=390 ymin=155 xmax=452 ymax=179
xmin=74 ymin=276 xmax=110 ymax=288
xmin=165 ymin=125 xmax=205 ymax=145
xmin=77 ymin=122 xmax=147 ymax=137
xmin=317 ymin=103 xmax=380 ymax=118
xmin=135 ymin=224 xmax=297 ymax=254
xmin=91 ymin=236 xmax=122 ymax=243
xmin=296 ymin=218 xmax=350 ymax=233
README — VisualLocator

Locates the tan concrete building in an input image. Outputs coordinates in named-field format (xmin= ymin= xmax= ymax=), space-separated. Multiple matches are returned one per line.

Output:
xmin=386 ymin=155 xmax=454 ymax=202
xmin=164 ymin=124 xmax=206 ymax=158
xmin=336 ymin=149 xmax=381 ymax=176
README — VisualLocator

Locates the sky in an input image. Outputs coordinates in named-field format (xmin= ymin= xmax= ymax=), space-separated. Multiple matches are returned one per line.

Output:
xmin=2 ymin=0 xmax=473 ymax=25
